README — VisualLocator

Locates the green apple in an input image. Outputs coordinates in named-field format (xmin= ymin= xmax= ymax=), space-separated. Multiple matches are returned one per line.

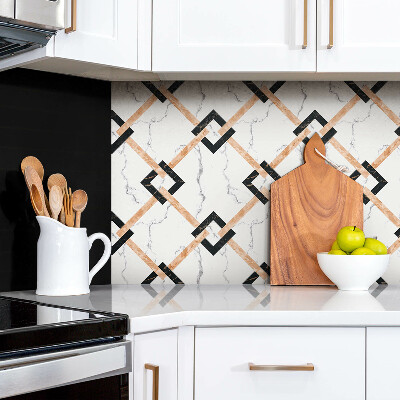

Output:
xmin=328 ymin=249 xmax=347 ymax=255
xmin=364 ymin=238 xmax=387 ymax=255
xmin=351 ymin=247 xmax=376 ymax=255
xmin=331 ymin=240 xmax=341 ymax=250
xmin=336 ymin=226 xmax=365 ymax=253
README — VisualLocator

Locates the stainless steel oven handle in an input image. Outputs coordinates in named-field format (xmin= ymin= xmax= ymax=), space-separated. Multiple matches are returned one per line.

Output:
xmin=0 ymin=341 xmax=131 ymax=399
xmin=0 ymin=353 xmax=78 ymax=371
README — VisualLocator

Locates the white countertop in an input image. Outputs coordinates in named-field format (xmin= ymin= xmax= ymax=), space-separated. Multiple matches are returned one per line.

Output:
xmin=3 ymin=284 xmax=400 ymax=333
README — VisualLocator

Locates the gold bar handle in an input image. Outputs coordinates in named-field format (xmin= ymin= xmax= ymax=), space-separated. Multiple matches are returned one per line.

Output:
xmin=327 ymin=0 xmax=333 ymax=48
xmin=302 ymin=0 xmax=308 ymax=49
xmin=65 ymin=0 xmax=77 ymax=34
xmin=249 ymin=362 xmax=314 ymax=371
xmin=145 ymin=363 xmax=159 ymax=400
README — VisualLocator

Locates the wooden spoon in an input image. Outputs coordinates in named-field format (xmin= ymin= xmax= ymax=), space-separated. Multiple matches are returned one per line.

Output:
xmin=47 ymin=173 xmax=67 ymax=192
xmin=24 ymin=166 xmax=50 ymax=218
xmin=72 ymin=190 xmax=88 ymax=228
xmin=49 ymin=185 xmax=63 ymax=220
xmin=30 ymin=184 xmax=44 ymax=216
xmin=21 ymin=156 xmax=44 ymax=181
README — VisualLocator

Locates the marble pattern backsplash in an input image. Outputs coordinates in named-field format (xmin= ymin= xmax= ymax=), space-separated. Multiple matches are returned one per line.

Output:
xmin=111 ymin=81 xmax=400 ymax=284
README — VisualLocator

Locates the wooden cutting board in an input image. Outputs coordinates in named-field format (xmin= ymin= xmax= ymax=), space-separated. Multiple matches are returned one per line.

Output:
xmin=270 ymin=133 xmax=363 ymax=285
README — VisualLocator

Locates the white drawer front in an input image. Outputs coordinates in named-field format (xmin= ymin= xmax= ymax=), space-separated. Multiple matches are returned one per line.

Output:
xmin=195 ymin=327 xmax=364 ymax=400
xmin=367 ymin=327 xmax=400 ymax=400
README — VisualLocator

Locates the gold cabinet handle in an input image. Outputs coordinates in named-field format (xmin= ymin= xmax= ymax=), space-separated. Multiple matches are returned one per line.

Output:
xmin=249 ymin=363 xmax=314 ymax=371
xmin=145 ymin=363 xmax=159 ymax=400
xmin=302 ymin=0 xmax=308 ymax=49
xmin=65 ymin=0 xmax=77 ymax=33
xmin=327 ymin=0 xmax=333 ymax=48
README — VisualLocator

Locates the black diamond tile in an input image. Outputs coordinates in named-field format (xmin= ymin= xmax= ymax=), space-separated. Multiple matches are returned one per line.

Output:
xmin=261 ymin=161 xmax=281 ymax=181
xmin=158 ymin=262 xmax=184 ymax=284
xmin=141 ymin=161 xmax=185 ymax=205
xmin=351 ymin=162 xmax=387 ymax=205
xmin=142 ymin=263 xmax=183 ymax=285
xmin=192 ymin=212 xmax=236 ymax=256
xmin=242 ymin=262 xmax=270 ymax=284
xmin=243 ymin=162 xmax=280 ymax=205
xmin=243 ymin=81 xmax=285 ymax=103
xmin=242 ymin=272 xmax=260 ymax=284
xmin=293 ymin=111 xmax=337 ymax=144
xmin=111 ymin=110 xmax=134 ymax=154
xmin=142 ymin=272 xmax=158 ymax=285
xmin=142 ymin=81 xmax=167 ymax=102
xmin=345 ymin=81 xmax=387 ymax=103
xmin=243 ymin=170 xmax=268 ymax=205
xmin=191 ymin=110 xmax=236 ymax=154
xmin=111 ymin=212 xmax=134 ymax=254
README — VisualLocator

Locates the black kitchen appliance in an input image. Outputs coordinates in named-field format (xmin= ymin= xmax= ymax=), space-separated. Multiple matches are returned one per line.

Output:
xmin=0 ymin=296 xmax=131 ymax=399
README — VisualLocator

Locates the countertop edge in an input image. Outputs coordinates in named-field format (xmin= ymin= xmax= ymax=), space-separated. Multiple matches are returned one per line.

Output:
xmin=130 ymin=310 xmax=400 ymax=334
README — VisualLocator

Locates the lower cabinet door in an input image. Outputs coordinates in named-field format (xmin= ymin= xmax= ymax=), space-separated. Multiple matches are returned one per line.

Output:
xmin=134 ymin=329 xmax=178 ymax=400
xmin=367 ymin=327 xmax=400 ymax=400
xmin=195 ymin=327 xmax=365 ymax=400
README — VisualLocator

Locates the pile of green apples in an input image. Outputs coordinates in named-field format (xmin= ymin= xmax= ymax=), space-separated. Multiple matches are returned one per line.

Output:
xmin=328 ymin=226 xmax=387 ymax=255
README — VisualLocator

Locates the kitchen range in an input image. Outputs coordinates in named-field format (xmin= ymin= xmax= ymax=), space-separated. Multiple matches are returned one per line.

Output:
xmin=0 ymin=295 xmax=130 ymax=399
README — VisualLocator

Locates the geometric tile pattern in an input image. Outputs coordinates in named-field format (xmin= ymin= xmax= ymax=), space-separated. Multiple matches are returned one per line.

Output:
xmin=111 ymin=81 xmax=400 ymax=285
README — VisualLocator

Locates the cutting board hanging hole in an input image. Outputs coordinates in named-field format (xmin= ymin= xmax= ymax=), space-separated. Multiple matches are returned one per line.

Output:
xmin=314 ymin=147 xmax=349 ymax=173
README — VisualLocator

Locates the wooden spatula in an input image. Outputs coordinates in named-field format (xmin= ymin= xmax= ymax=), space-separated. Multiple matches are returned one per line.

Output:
xmin=24 ymin=166 xmax=50 ymax=218
xmin=30 ymin=184 xmax=44 ymax=216
xmin=21 ymin=156 xmax=50 ymax=213
xmin=21 ymin=156 xmax=44 ymax=181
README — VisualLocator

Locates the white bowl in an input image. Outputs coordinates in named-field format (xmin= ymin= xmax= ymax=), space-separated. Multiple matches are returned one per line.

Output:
xmin=317 ymin=252 xmax=390 ymax=291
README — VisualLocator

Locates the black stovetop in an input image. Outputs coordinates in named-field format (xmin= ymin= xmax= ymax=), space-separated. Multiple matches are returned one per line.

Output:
xmin=0 ymin=296 xmax=128 ymax=356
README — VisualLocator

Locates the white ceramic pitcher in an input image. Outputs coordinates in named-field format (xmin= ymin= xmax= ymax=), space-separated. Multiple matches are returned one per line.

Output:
xmin=36 ymin=216 xmax=111 ymax=296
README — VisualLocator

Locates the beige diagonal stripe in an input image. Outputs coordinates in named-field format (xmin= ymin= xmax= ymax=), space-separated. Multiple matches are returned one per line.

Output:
xmin=116 ymin=95 xmax=158 ymax=136
xmin=121 ymin=236 xmax=167 ymax=280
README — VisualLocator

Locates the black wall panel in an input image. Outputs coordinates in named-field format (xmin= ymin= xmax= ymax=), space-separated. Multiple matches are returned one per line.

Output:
xmin=0 ymin=69 xmax=111 ymax=291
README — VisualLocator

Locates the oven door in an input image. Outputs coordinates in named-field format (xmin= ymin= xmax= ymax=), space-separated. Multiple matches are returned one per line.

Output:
xmin=0 ymin=340 xmax=131 ymax=399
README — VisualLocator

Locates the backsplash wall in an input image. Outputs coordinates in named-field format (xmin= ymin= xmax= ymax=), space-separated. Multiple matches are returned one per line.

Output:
xmin=111 ymin=81 xmax=400 ymax=284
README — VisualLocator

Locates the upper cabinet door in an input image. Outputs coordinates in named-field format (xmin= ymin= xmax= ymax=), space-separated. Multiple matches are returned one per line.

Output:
xmin=54 ymin=0 xmax=137 ymax=69
xmin=318 ymin=0 xmax=400 ymax=72
xmin=153 ymin=0 xmax=316 ymax=72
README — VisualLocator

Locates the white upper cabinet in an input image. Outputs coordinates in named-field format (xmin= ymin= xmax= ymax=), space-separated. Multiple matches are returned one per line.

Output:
xmin=317 ymin=0 xmax=400 ymax=72
xmin=55 ymin=0 xmax=137 ymax=69
xmin=152 ymin=0 xmax=317 ymax=72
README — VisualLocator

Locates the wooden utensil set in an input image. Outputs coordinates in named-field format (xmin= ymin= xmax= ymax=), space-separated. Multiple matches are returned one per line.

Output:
xmin=21 ymin=156 xmax=88 ymax=228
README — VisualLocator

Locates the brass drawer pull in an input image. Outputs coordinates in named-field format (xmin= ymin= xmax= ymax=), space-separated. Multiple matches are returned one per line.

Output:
xmin=145 ymin=363 xmax=159 ymax=400
xmin=249 ymin=362 xmax=314 ymax=371
xmin=302 ymin=0 xmax=308 ymax=49
xmin=327 ymin=0 xmax=333 ymax=48
xmin=65 ymin=0 xmax=77 ymax=33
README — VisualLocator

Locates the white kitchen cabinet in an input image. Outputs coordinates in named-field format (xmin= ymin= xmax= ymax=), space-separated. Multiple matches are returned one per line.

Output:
xmin=366 ymin=327 xmax=400 ymax=400
xmin=0 ymin=0 xmax=157 ymax=80
xmin=152 ymin=0 xmax=317 ymax=73
xmin=54 ymin=0 xmax=137 ymax=69
xmin=133 ymin=329 xmax=178 ymax=400
xmin=195 ymin=327 xmax=365 ymax=400
xmin=317 ymin=0 xmax=400 ymax=72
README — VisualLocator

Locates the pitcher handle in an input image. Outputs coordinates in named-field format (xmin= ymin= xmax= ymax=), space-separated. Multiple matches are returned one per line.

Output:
xmin=88 ymin=233 xmax=112 ymax=284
